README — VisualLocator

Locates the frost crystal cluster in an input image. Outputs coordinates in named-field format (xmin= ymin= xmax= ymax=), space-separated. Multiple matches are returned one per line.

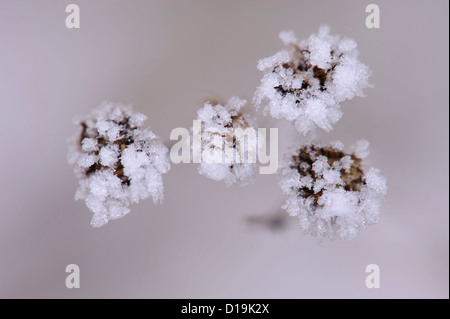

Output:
xmin=68 ymin=103 xmax=170 ymax=227
xmin=279 ymin=141 xmax=386 ymax=240
xmin=196 ymin=97 xmax=257 ymax=186
xmin=254 ymin=25 xmax=371 ymax=135
xmin=67 ymin=25 xmax=386 ymax=239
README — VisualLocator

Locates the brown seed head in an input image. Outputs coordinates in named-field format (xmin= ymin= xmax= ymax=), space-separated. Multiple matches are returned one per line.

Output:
xmin=290 ymin=145 xmax=365 ymax=206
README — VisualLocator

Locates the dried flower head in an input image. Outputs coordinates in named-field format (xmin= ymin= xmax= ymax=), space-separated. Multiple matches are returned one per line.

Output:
xmin=279 ymin=140 xmax=386 ymax=240
xmin=195 ymin=96 xmax=257 ymax=186
xmin=68 ymin=102 xmax=170 ymax=227
xmin=254 ymin=25 xmax=371 ymax=135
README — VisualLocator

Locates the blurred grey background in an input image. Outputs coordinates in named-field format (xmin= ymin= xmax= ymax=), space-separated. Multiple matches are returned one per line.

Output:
xmin=0 ymin=0 xmax=448 ymax=298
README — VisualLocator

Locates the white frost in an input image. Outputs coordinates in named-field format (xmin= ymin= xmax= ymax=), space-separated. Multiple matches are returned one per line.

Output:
xmin=68 ymin=102 xmax=170 ymax=227
xmin=195 ymin=97 xmax=257 ymax=186
xmin=254 ymin=26 xmax=371 ymax=135
xmin=279 ymin=141 xmax=386 ymax=241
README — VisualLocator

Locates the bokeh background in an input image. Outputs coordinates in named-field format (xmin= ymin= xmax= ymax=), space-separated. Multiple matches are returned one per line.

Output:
xmin=0 ymin=0 xmax=448 ymax=298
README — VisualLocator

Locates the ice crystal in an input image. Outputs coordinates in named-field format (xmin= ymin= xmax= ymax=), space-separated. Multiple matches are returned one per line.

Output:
xmin=254 ymin=26 xmax=371 ymax=135
xmin=68 ymin=102 xmax=170 ymax=227
xmin=195 ymin=97 xmax=257 ymax=186
xmin=279 ymin=140 xmax=386 ymax=240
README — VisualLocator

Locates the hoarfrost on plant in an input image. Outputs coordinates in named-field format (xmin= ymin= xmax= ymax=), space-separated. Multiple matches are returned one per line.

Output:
xmin=254 ymin=26 xmax=371 ymax=135
xmin=279 ymin=140 xmax=386 ymax=240
xmin=195 ymin=97 xmax=258 ymax=186
xmin=68 ymin=102 xmax=170 ymax=227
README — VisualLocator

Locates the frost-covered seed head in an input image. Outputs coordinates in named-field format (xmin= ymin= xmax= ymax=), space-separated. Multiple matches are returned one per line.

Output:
xmin=279 ymin=141 xmax=386 ymax=241
xmin=196 ymin=97 xmax=257 ymax=186
xmin=291 ymin=145 xmax=365 ymax=204
xmin=68 ymin=102 xmax=170 ymax=227
xmin=254 ymin=26 xmax=371 ymax=135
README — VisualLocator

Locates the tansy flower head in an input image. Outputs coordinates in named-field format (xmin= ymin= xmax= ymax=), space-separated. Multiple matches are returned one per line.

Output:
xmin=279 ymin=140 xmax=386 ymax=240
xmin=254 ymin=26 xmax=371 ymax=135
xmin=68 ymin=102 xmax=170 ymax=227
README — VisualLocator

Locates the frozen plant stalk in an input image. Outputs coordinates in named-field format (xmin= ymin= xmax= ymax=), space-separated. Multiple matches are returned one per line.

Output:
xmin=68 ymin=102 xmax=170 ymax=227
xmin=279 ymin=141 xmax=386 ymax=240
xmin=254 ymin=25 xmax=371 ymax=135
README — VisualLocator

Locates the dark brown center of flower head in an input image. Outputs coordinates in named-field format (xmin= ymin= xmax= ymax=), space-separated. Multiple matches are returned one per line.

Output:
xmin=290 ymin=145 xmax=366 ymax=206
xmin=79 ymin=119 xmax=135 ymax=186
xmin=273 ymin=48 xmax=339 ymax=104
